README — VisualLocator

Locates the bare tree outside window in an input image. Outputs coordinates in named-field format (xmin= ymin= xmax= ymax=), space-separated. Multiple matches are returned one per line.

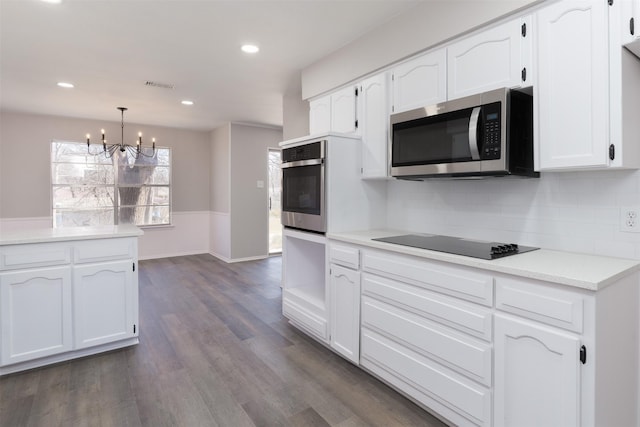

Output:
xmin=51 ymin=141 xmax=171 ymax=227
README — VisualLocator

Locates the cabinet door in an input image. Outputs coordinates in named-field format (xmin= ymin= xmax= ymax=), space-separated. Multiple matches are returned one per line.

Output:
xmin=331 ymin=86 xmax=358 ymax=134
xmin=309 ymin=95 xmax=331 ymax=135
xmin=392 ymin=49 xmax=447 ymax=114
xmin=620 ymin=0 xmax=639 ymax=46
xmin=73 ymin=260 xmax=137 ymax=349
xmin=360 ymin=73 xmax=390 ymax=179
xmin=0 ymin=267 xmax=72 ymax=365
xmin=494 ymin=314 xmax=581 ymax=427
xmin=536 ymin=0 xmax=610 ymax=170
xmin=330 ymin=264 xmax=360 ymax=363
xmin=448 ymin=17 xmax=529 ymax=100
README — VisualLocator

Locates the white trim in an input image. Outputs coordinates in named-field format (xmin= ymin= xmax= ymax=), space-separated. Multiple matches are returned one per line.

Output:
xmin=208 ymin=251 xmax=268 ymax=264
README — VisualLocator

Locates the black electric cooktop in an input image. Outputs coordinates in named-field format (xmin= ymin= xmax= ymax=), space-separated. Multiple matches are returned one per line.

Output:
xmin=372 ymin=234 xmax=539 ymax=260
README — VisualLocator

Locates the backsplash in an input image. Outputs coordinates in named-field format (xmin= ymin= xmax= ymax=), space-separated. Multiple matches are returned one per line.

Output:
xmin=385 ymin=169 xmax=640 ymax=260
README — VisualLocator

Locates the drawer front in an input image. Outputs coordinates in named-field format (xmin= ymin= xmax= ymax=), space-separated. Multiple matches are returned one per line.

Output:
xmin=362 ymin=296 xmax=492 ymax=386
xmin=329 ymin=243 xmax=359 ymax=269
xmin=362 ymin=250 xmax=494 ymax=306
xmin=495 ymin=276 xmax=584 ymax=333
xmin=362 ymin=273 xmax=492 ymax=341
xmin=0 ymin=243 xmax=71 ymax=271
xmin=74 ymin=238 xmax=135 ymax=264
xmin=361 ymin=328 xmax=491 ymax=426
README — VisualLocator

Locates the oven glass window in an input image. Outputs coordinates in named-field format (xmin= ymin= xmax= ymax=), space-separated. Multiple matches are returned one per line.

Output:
xmin=282 ymin=164 xmax=321 ymax=215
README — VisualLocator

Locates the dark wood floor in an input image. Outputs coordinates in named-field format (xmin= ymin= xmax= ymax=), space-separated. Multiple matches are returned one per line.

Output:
xmin=0 ymin=254 xmax=447 ymax=427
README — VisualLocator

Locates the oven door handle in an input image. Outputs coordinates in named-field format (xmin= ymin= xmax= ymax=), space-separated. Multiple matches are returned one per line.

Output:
xmin=468 ymin=106 xmax=481 ymax=161
xmin=281 ymin=158 xmax=323 ymax=168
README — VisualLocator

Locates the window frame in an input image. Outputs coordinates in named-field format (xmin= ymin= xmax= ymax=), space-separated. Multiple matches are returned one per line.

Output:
xmin=51 ymin=140 xmax=172 ymax=228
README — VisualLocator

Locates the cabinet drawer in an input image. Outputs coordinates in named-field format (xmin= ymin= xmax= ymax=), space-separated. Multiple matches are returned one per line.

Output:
xmin=0 ymin=243 xmax=71 ymax=271
xmin=362 ymin=273 xmax=492 ymax=341
xmin=495 ymin=276 xmax=585 ymax=333
xmin=361 ymin=328 xmax=491 ymax=426
xmin=74 ymin=238 xmax=135 ymax=264
xmin=329 ymin=243 xmax=359 ymax=269
xmin=362 ymin=250 xmax=494 ymax=306
xmin=362 ymin=296 xmax=491 ymax=386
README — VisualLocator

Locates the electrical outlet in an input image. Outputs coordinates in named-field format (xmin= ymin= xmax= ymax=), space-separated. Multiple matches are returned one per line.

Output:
xmin=620 ymin=207 xmax=640 ymax=232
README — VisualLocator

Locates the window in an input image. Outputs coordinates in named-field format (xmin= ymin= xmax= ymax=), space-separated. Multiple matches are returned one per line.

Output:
xmin=51 ymin=141 xmax=171 ymax=227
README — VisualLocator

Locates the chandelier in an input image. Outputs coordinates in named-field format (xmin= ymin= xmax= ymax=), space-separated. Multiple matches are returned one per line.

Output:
xmin=86 ymin=107 xmax=156 ymax=158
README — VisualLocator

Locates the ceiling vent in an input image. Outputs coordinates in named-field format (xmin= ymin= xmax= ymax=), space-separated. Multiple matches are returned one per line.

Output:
xmin=144 ymin=81 xmax=174 ymax=89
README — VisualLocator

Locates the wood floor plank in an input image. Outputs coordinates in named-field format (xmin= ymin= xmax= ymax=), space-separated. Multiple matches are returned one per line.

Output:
xmin=0 ymin=254 xmax=448 ymax=427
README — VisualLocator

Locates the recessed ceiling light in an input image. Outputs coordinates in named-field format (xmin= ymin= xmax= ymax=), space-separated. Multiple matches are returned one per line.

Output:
xmin=241 ymin=44 xmax=259 ymax=54
xmin=57 ymin=82 xmax=74 ymax=88
xmin=181 ymin=100 xmax=194 ymax=106
xmin=41 ymin=0 xmax=63 ymax=4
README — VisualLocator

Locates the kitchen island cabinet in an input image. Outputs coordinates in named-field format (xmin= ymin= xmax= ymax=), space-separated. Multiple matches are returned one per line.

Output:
xmin=0 ymin=225 xmax=142 ymax=375
xmin=315 ymin=229 xmax=640 ymax=427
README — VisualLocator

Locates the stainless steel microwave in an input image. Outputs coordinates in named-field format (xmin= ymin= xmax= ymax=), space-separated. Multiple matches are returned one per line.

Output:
xmin=390 ymin=87 xmax=538 ymax=179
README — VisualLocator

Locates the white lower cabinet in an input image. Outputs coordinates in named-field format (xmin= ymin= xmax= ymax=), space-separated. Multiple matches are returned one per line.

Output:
xmin=73 ymin=260 xmax=137 ymax=349
xmin=359 ymin=248 xmax=494 ymax=426
xmin=282 ymin=229 xmax=328 ymax=342
xmin=0 ymin=234 xmax=140 ymax=375
xmin=306 ymin=241 xmax=640 ymax=427
xmin=494 ymin=313 xmax=581 ymax=427
xmin=329 ymin=264 xmax=360 ymax=363
xmin=0 ymin=266 xmax=72 ymax=365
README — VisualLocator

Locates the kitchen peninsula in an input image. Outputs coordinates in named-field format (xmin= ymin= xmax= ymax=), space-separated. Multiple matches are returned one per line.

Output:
xmin=0 ymin=225 xmax=142 ymax=375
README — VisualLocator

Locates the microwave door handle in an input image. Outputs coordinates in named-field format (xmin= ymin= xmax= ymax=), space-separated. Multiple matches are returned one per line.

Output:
xmin=468 ymin=107 xmax=481 ymax=161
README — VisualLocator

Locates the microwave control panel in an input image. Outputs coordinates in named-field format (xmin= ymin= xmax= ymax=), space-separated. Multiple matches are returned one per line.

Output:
xmin=481 ymin=103 xmax=501 ymax=160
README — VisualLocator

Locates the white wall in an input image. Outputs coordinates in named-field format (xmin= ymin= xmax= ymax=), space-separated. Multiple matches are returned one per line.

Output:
xmin=283 ymin=72 xmax=310 ymax=140
xmin=229 ymin=123 xmax=283 ymax=260
xmin=0 ymin=110 xmax=211 ymax=259
xmin=386 ymin=170 xmax=640 ymax=260
xmin=0 ymin=110 xmax=211 ymax=217
xmin=209 ymin=124 xmax=231 ymax=260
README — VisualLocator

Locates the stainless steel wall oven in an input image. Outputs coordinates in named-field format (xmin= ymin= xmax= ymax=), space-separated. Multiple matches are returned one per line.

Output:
xmin=281 ymin=139 xmax=326 ymax=233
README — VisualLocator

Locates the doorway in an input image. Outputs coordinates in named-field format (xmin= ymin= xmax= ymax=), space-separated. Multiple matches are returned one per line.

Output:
xmin=268 ymin=148 xmax=282 ymax=254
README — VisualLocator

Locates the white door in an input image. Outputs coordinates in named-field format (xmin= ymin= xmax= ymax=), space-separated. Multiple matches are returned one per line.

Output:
xmin=0 ymin=267 xmax=72 ymax=365
xmin=330 ymin=264 xmax=361 ymax=363
xmin=535 ymin=0 xmax=610 ymax=170
xmin=447 ymin=17 xmax=529 ymax=100
xmin=392 ymin=49 xmax=447 ymax=114
xmin=331 ymin=86 xmax=358 ymax=134
xmin=360 ymin=73 xmax=390 ymax=179
xmin=73 ymin=260 xmax=136 ymax=349
xmin=494 ymin=314 xmax=581 ymax=427
xmin=309 ymin=95 xmax=331 ymax=135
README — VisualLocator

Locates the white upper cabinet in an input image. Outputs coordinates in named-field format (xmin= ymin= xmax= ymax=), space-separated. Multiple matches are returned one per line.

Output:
xmin=391 ymin=49 xmax=447 ymax=114
xmin=536 ymin=0 xmax=610 ymax=170
xmin=620 ymin=0 xmax=640 ymax=50
xmin=309 ymin=95 xmax=331 ymax=135
xmin=309 ymin=87 xmax=358 ymax=135
xmin=331 ymin=86 xmax=359 ymax=134
xmin=448 ymin=16 xmax=532 ymax=100
xmin=536 ymin=0 xmax=640 ymax=171
xmin=359 ymin=73 xmax=390 ymax=179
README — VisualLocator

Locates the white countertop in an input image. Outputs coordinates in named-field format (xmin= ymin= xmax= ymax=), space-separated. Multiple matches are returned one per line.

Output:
xmin=327 ymin=229 xmax=640 ymax=291
xmin=0 ymin=225 xmax=144 ymax=246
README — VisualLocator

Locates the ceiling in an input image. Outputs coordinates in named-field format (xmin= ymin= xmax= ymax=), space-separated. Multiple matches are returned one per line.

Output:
xmin=0 ymin=0 xmax=421 ymax=131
